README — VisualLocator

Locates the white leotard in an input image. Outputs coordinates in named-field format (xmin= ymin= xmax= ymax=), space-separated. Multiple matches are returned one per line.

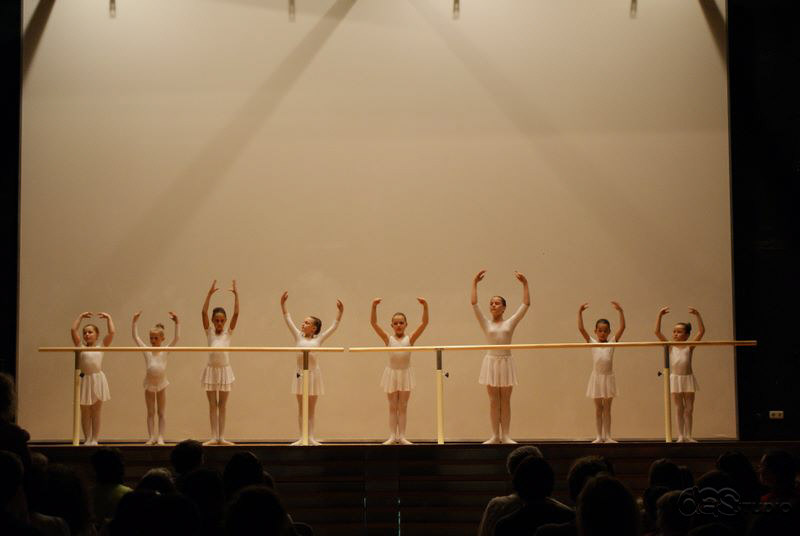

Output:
xmin=669 ymin=345 xmax=694 ymax=375
xmin=206 ymin=328 xmax=232 ymax=367
xmin=133 ymin=322 xmax=179 ymax=391
xmin=78 ymin=344 xmax=104 ymax=374
xmin=590 ymin=336 xmax=615 ymax=374
xmin=388 ymin=335 xmax=411 ymax=369
xmin=473 ymin=303 xmax=529 ymax=355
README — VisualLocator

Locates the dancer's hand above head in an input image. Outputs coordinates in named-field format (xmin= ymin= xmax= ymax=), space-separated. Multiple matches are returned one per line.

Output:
xmin=611 ymin=301 xmax=622 ymax=311
xmin=579 ymin=302 xmax=589 ymax=313
xmin=208 ymin=280 xmax=219 ymax=296
xmin=474 ymin=270 xmax=486 ymax=283
xmin=514 ymin=271 xmax=527 ymax=284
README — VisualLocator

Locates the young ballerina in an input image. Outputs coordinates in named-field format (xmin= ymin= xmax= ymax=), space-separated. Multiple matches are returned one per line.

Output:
xmin=655 ymin=306 xmax=705 ymax=442
xmin=577 ymin=301 xmax=626 ymax=443
xmin=471 ymin=270 xmax=530 ymax=444
xmin=132 ymin=310 xmax=179 ymax=445
xmin=201 ymin=279 xmax=239 ymax=446
xmin=370 ymin=297 xmax=429 ymax=445
xmin=280 ymin=291 xmax=343 ymax=446
xmin=70 ymin=311 xmax=115 ymax=446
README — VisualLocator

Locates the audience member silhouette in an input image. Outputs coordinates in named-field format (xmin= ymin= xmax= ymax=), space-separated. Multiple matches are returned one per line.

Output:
xmin=226 ymin=485 xmax=298 ymax=536
xmin=576 ymin=475 xmax=640 ymax=536
xmin=90 ymin=447 xmax=132 ymax=527
xmin=136 ymin=467 xmax=176 ymax=495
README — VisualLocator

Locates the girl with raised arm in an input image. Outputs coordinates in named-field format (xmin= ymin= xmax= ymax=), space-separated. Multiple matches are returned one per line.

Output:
xmin=370 ymin=297 xmax=429 ymax=445
xmin=132 ymin=311 xmax=179 ymax=445
xmin=71 ymin=311 xmax=115 ymax=446
xmin=578 ymin=301 xmax=626 ymax=443
xmin=201 ymin=279 xmax=239 ymax=446
xmin=281 ymin=291 xmax=344 ymax=446
xmin=655 ymin=306 xmax=705 ymax=442
xmin=471 ymin=270 xmax=530 ymax=444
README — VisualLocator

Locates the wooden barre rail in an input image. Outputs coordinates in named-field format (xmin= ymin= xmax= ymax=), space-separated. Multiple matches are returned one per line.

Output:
xmin=38 ymin=340 xmax=756 ymax=354
xmin=38 ymin=346 xmax=346 ymax=352
xmin=348 ymin=340 xmax=757 ymax=352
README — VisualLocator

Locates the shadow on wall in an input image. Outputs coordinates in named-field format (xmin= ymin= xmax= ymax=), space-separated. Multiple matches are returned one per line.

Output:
xmin=406 ymin=0 xmax=684 ymax=276
xmin=22 ymin=0 xmax=55 ymax=85
xmin=698 ymin=0 xmax=727 ymax=66
xmin=77 ymin=0 xmax=358 ymax=303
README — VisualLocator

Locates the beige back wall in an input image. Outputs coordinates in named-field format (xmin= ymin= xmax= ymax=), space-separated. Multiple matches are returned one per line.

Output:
xmin=19 ymin=0 xmax=733 ymax=442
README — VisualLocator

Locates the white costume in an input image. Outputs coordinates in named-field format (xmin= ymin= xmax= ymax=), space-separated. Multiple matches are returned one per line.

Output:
xmin=473 ymin=303 xmax=529 ymax=387
xmin=585 ymin=336 xmax=617 ymax=398
xmin=132 ymin=323 xmax=179 ymax=392
xmin=380 ymin=335 xmax=415 ymax=393
xmin=78 ymin=344 xmax=111 ymax=405
xmin=202 ymin=328 xmax=235 ymax=391
xmin=669 ymin=345 xmax=699 ymax=393
xmin=284 ymin=313 xmax=340 ymax=396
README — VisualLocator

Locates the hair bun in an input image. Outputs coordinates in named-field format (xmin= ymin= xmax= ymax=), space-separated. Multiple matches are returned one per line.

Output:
xmin=155 ymin=323 xmax=165 ymax=330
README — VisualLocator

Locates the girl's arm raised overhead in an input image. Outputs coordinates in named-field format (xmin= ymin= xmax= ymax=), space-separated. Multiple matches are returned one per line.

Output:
xmin=612 ymin=301 xmax=626 ymax=342
xmin=370 ymin=298 xmax=389 ymax=346
xmin=409 ymin=297 xmax=429 ymax=345
xmin=577 ymin=303 xmax=591 ymax=343
xmin=280 ymin=292 xmax=301 ymax=339
xmin=202 ymin=280 xmax=218 ymax=331
xmin=71 ymin=311 xmax=91 ymax=346
xmin=318 ymin=300 xmax=344 ymax=343
xmin=689 ymin=307 xmax=705 ymax=343
xmin=229 ymin=280 xmax=240 ymax=332
xmin=99 ymin=312 xmax=115 ymax=347
xmin=507 ymin=271 xmax=530 ymax=328
xmin=131 ymin=311 xmax=146 ymax=347
xmin=471 ymin=270 xmax=485 ymax=306
xmin=654 ymin=306 xmax=669 ymax=341
xmin=168 ymin=311 xmax=180 ymax=348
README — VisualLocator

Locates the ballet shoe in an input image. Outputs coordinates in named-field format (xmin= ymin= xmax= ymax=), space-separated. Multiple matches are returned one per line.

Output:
xmin=482 ymin=436 xmax=500 ymax=445
xmin=500 ymin=436 xmax=517 ymax=444
xmin=686 ymin=437 xmax=698 ymax=443
xmin=604 ymin=438 xmax=618 ymax=444
xmin=398 ymin=438 xmax=413 ymax=445
xmin=218 ymin=438 xmax=235 ymax=446
xmin=383 ymin=437 xmax=397 ymax=445
xmin=86 ymin=440 xmax=98 ymax=446
xmin=145 ymin=438 xmax=157 ymax=446
xmin=202 ymin=438 xmax=220 ymax=446
xmin=676 ymin=437 xmax=686 ymax=443
xmin=290 ymin=439 xmax=305 ymax=446
xmin=591 ymin=437 xmax=604 ymax=443
xmin=309 ymin=438 xmax=322 ymax=446
xmin=156 ymin=437 xmax=166 ymax=446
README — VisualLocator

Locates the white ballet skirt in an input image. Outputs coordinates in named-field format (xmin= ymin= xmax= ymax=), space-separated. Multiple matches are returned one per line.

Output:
xmin=202 ymin=328 xmax=235 ymax=391
xmin=478 ymin=355 xmax=518 ymax=387
xmin=585 ymin=336 xmax=617 ymax=398
xmin=380 ymin=335 xmax=415 ymax=393
xmin=144 ymin=366 xmax=169 ymax=392
xmin=291 ymin=366 xmax=325 ymax=396
xmin=670 ymin=373 xmax=699 ymax=393
xmin=78 ymin=345 xmax=111 ymax=405
xmin=473 ymin=303 xmax=528 ymax=387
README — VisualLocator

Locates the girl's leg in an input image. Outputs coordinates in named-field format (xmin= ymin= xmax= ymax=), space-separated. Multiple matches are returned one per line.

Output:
xmin=204 ymin=390 xmax=219 ymax=445
xmin=684 ymin=393 xmax=696 ymax=442
xmin=291 ymin=395 xmax=303 ymax=446
xmin=80 ymin=405 xmax=91 ymax=445
xmin=217 ymin=391 xmax=234 ymax=445
xmin=592 ymin=398 xmax=604 ymax=443
xmin=603 ymin=398 xmax=616 ymax=443
xmin=156 ymin=388 xmax=167 ymax=445
xmin=384 ymin=392 xmax=399 ymax=444
xmin=499 ymin=386 xmax=515 ymax=444
xmin=144 ymin=390 xmax=157 ymax=445
xmin=397 ymin=391 xmax=412 ymax=445
xmin=672 ymin=393 xmax=686 ymax=442
xmin=90 ymin=401 xmax=102 ymax=445
xmin=483 ymin=386 xmax=501 ymax=444
xmin=308 ymin=395 xmax=320 ymax=446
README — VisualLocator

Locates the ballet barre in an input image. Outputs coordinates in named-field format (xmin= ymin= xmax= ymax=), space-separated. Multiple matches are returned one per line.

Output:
xmin=39 ymin=346 xmax=345 ymax=446
xmin=349 ymin=340 xmax=757 ymax=444
xmin=40 ymin=340 xmax=755 ymax=445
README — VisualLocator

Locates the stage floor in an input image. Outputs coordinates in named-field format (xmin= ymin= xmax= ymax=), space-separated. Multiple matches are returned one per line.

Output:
xmin=30 ymin=440 xmax=800 ymax=536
